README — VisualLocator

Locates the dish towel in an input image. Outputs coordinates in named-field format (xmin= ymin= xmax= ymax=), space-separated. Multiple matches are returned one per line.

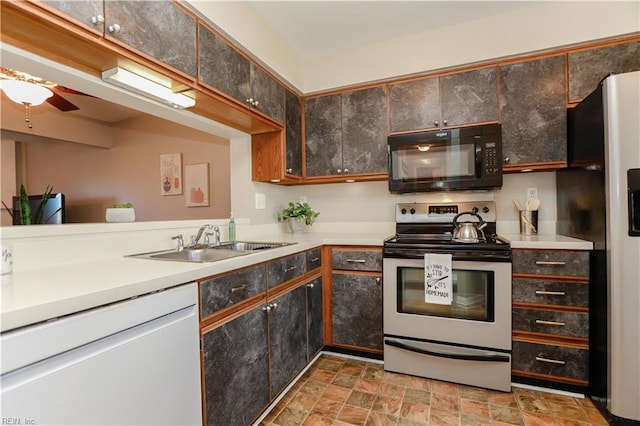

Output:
xmin=424 ymin=253 xmax=453 ymax=305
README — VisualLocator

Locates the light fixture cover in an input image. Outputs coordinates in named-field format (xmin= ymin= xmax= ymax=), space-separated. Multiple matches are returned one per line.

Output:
xmin=102 ymin=67 xmax=195 ymax=109
xmin=0 ymin=80 xmax=53 ymax=105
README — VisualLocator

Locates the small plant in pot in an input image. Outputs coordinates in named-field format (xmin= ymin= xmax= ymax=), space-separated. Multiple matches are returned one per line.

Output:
xmin=279 ymin=202 xmax=319 ymax=233
xmin=106 ymin=203 xmax=136 ymax=223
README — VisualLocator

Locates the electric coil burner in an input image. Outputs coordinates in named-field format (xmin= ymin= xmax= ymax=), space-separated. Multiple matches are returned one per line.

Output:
xmin=383 ymin=201 xmax=513 ymax=392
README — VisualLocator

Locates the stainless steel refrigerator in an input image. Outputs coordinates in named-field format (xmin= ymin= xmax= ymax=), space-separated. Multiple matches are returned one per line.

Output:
xmin=557 ymin=70 xmax=640 ymax=423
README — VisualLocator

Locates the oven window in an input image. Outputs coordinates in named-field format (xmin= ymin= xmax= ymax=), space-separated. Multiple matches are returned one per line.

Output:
xmin=396 ymin=267 xmax=495 ymax=322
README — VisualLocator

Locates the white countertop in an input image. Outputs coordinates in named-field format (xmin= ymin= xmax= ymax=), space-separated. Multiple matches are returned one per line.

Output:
xmin=501 ymin=233 xmax=593 ymax=250
xmin=0 ymin=231 xmax=389 ymax=333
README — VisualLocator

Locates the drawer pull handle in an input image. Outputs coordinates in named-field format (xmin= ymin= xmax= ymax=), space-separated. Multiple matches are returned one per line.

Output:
xmin=535 ymin=261 xmax=566 ymax=266
xmin=284 ymin=266 xmax=298 ymax=272
xmin=535 ymin=290 xmax=566 ymax=296
xmin=230 ymin=284 xmax=249 ymax=293
xmin=346 ymin=259 xmax=367 ymax=263
xmin=535 ymin=319 xmax=566 ymax=326
xmin=535 ymin=356 xmax=566 ymax=365
xmin=309 ymin=257 xmax=319 ymax=262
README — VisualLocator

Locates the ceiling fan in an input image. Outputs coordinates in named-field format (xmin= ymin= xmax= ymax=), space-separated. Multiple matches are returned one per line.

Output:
xmin=0 ymin=66 xmax=84 ymax=112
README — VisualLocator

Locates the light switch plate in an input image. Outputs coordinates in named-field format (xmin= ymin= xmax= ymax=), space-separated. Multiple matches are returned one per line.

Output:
xmin=527 ymin=187 xmax=538 ymax=199
xmin=255 ymin=193 xmax=266 ymax=210
xmin=299 ymin=196 xmax=307 ymax=203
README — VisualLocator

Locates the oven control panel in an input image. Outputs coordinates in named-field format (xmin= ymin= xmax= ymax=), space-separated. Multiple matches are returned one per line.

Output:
xmin=395 ymin=202 xmax=496 ymax=223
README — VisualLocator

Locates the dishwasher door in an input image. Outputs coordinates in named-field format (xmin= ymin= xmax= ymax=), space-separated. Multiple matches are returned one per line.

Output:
xmin=1 ymin=283 xmax=202 ymax=425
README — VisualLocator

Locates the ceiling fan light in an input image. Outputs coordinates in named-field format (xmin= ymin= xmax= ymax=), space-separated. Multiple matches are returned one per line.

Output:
xmin=102 ymin=67 xmax=195 ymax=109
xmin=0 ymin=79 xmax=53 ymax=105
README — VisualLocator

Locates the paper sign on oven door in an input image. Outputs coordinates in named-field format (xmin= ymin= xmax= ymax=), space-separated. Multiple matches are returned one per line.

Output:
xmin=424 ymin=253 xmax=452 ymax=304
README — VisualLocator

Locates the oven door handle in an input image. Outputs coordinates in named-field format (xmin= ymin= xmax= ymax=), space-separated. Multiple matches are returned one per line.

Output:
xmin=384 ymin=338 xmax=510 ymax=363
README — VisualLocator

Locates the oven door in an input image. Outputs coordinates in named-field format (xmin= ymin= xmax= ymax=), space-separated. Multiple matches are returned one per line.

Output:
xmin=383 ymin=257 xmax=511 ymax=351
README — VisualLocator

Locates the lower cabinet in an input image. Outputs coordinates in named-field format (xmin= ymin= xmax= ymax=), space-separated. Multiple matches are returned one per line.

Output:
xmin=201 ymin=270 xmax=323 ymax=425
xmin=201 ymin=304 xmax=270 ymax=425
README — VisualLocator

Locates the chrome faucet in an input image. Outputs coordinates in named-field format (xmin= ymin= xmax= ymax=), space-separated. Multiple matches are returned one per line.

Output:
xmin=191 ymin=224 xmax=212 ymax=247
xmin=205 ymin=226 xmax=221 ymax=247
xmin=171 ymin=234 xmax=184 ymax=251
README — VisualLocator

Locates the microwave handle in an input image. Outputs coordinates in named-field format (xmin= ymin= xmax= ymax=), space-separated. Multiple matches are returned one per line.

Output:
xmin=475 ymin=137 xmax=483 ymax=178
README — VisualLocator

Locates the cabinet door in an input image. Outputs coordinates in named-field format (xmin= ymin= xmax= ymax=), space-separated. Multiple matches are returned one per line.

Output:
xmin=285 ymin=89 xmax=303 ymax=176
xmin=202 ymin=305 xmax=269 ymax=425
xmin=42 ymin=0 xmax=104 ymax=32
xmin=342 ymin=86 xmax=388 ymax=175
xmin=440 ymin=67 xmax=499 ymax=127
xmin=306 ymin=277 xmax=324 ymax=360
xmin=305 ymin=94 xmax=342 ymax=177
xmin=331 ymin=273 xmax=383 ymax=351
xmin=103 ymin=1 xmax=197 ymax=77
xmin=198 ymin=23 xmax=251 ymax=104
xmin=499 ymin=55 xmax=566 ymax=166
xmin=568 ymin=40 xmax=640 ymax=102
xmin=268 ymin=286 xmax=307 ymax=398
xmin=389 ymin=76 xmax=440 ymax=133
xmin=250 ymin=63 xmax=285 ymax=123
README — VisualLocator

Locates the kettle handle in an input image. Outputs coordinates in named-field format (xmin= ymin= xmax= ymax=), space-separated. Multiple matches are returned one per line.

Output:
xmin=453 ymin=211 xmax=485 ymax=227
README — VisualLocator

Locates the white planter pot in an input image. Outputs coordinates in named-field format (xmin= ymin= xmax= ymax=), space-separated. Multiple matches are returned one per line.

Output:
xmin=287 ymin=217 xmax=308 ymax=233
xmin=106 ymin=208 xmax=135 ymax=223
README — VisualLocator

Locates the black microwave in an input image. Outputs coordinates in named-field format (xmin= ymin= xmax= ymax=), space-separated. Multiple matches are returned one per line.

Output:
xmin=388 ymin=124 xmax=502 ymax=193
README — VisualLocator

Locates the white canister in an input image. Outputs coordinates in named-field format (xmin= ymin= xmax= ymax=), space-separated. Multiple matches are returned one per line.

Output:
xmin=1 ymin=244 xmax=13 ymax=276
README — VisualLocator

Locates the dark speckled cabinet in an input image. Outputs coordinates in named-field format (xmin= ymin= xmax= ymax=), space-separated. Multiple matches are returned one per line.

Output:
xmin=306 ymin=277 xmax=323 ymax=360
xmin=285 ymin=89 xmax=303 ymax=176
xmin=202 ymin=304 xmax=269 ymax=425
xmin=499 ymin=55 xmax=567 ymax=166
xmin=251 ymin=63 xmax=285 ymax=123
xmin=568 ymin=40 xmax=640 ymax=102
xmin=268 ymin=285 xmax=308 ymax=398
xmin=42 ymin=0 xmax=104 ymax=32
xmin=103 ymin=1 xmax=197 ymax=77
xmin=389 ymin=67 xmax=498 ymax=133
xmin=305 ymin=87 xmax=387 ymax=177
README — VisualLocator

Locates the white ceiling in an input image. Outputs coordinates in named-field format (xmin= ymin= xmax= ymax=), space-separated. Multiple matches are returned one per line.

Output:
xmin=245 ymin=1 xmax=537 ymax=59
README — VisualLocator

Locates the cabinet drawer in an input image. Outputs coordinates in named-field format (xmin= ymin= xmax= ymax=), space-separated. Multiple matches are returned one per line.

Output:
xmin=513 ymin=308 xmax=588 ymax=338
xmin=306 ymin=248 xmax=322 ymax=271
xmin=267 ymin=253 xmax=306 ymax=288
xmin=332 ymin=249 xmax=382 ymax=272
xmin=512 ymin=340 xmax=588 ymax=382
xmin=200 ymin=265 xmax=266 ymax=318
xmin=512 ymin=279 xmax=588 ymax=308
xmin=512 ymin=250 xmax=589 ymax=277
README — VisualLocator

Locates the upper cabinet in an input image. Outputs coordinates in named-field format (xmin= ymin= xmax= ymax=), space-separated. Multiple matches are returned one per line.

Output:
xmin=499 ymin=55 xmax=567 ymax=169
xmin=41 ymin=0 xmax=105 ymax=33
xmin=103 ymin=1 xmax=197 ymax=77
xmin=305 ymin=86 xmax=388 ymax=179
xmin=568 ymin=40 xmax=640 ymax=102
xmin=389 ymin=67 xmax=498 ymax=133
xmin=199 ymin=24 xmax=284 ymax=124
xmin=284 ymin=89 xmax=303 ymax=177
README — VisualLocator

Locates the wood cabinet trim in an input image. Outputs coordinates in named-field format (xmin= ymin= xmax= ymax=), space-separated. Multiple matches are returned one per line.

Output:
xmin=512 ymin=302 xmax=588 ymax=313
xmin=512 ymin=370 xmax=588 ymax=387
xmin=512 ymin=332 xmax=588 ymax=348
xmin=512 ymin=273 xmax=589 ymax=283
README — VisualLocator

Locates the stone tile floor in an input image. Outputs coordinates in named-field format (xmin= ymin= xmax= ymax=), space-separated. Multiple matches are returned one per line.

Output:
xmin=260 ymin=354 xmax=608 ymax=426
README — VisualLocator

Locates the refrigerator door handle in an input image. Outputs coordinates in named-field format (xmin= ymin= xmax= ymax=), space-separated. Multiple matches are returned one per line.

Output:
xmin=628 ymin=168 xmax=640 ymax=236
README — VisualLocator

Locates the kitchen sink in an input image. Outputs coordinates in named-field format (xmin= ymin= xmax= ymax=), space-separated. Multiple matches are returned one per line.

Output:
xmin=127 ymin=241 xmax=294 ymax=263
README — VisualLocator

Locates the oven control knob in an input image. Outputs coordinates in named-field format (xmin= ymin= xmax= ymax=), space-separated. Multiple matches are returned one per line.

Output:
xmin=483 ymin=206 xmax=490 ymax=213
xmin=400 ymin=208 xmax=407 ymax=215
xmin=410 ymin=208 xmax=416 ymax=214
xmin=472 ymin=207 xmax=479 ymax=214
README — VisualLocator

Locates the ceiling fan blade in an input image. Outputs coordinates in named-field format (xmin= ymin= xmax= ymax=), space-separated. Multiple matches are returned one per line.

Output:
xmin=46 ymin=92 xmax=79 ymax=111
xmin=53 ymin=86 xmax=94 ymax=97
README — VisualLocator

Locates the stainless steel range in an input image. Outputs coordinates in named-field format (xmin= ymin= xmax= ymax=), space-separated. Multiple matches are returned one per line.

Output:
xmin=383 ymin=201 xmax=512 ymax=392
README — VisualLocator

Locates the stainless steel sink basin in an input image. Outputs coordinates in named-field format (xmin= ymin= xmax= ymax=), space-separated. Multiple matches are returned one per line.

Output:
xmin=127 ymin=241 xmax=294 ymax=263
xmin=213 ymin=241 xmax=293 ymax=251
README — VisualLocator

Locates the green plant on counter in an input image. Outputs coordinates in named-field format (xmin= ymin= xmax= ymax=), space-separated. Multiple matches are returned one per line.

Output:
xmin=112 ymin=203 xmax=134 ymax=208
xmin=278 ymin=202 xmax=320 ymax=226
xmin=1 ymin=184 xmax=59 ymax=225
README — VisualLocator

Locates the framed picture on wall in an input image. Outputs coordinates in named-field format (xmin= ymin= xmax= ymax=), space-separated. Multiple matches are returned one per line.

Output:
xmin=160 ymin=153 xmax=182 ymax=196
xmin=185 ymin=163 xmax=209 ymax=207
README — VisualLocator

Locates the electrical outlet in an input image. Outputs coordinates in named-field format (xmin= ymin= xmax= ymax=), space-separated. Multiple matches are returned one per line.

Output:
xmin=527 ymin=187 xmax=538 ymax=199
xmin=255 ymin=193 xmax=266 ymax=210
xmin=299 ymin=196 xmax=307 ymax=203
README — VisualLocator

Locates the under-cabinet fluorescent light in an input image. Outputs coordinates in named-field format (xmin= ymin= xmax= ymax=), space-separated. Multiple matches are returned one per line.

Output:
xmin=101 ymin=67 xmax=195 ymax=109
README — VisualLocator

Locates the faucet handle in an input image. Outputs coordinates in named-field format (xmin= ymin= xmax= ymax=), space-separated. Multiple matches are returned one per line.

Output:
xmin=171 ymin=234 xmax=184 ymax=251
xmin=204 ymin=232 xmax=214 ymax=247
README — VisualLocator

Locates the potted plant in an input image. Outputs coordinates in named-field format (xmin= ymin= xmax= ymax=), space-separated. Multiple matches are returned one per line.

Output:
xmin=1 ymin=184 xmax=60 ymax=225
xmin=106 ymin=203 xmax=136 ymax=223
xmin=279 ymin=202 xmax=319 ymax=233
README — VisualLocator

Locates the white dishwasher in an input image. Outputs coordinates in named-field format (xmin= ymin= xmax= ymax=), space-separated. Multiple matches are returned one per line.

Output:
xmin=1 ymin=283 xmax=202 ymax=425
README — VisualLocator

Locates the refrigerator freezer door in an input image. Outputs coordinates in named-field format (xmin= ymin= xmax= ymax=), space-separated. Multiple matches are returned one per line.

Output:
xmin=604 ymin=70 xmax=640 ymax=422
